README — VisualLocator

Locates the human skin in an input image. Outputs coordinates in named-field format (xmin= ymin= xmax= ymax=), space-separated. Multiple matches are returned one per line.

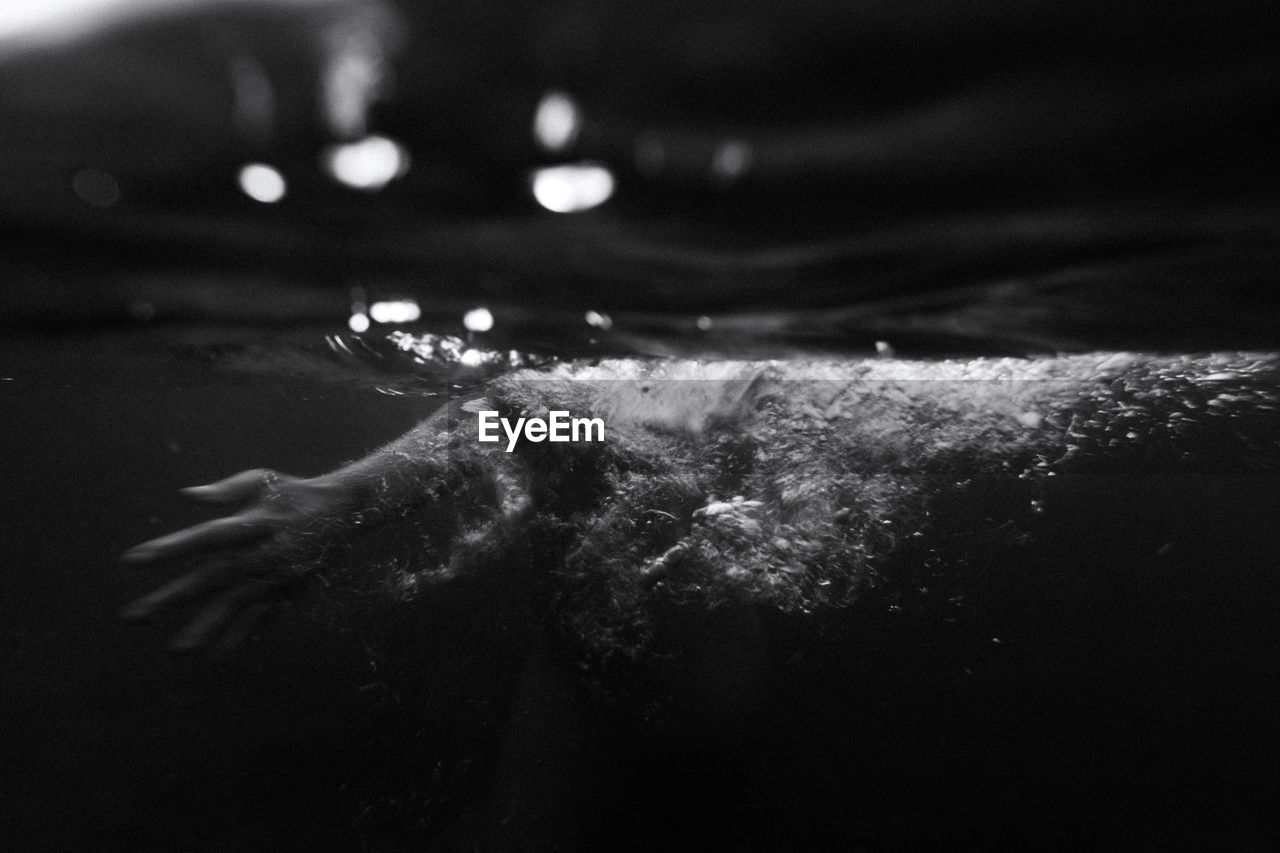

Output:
xmin=122 ymin=351 xmax=1280 ymax=689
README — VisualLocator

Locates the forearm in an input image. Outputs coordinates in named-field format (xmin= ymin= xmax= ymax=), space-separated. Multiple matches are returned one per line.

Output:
xmin=307 ymin=399 xmax=484 ymax=526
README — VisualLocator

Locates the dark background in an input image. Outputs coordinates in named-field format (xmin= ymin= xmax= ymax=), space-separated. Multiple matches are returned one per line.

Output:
xmin=2 ymin=0 xmax=1280 ymax=341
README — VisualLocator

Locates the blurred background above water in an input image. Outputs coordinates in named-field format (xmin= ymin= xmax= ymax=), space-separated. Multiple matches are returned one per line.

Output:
xmin=2 ymin=0 xmax=1280 ymax=353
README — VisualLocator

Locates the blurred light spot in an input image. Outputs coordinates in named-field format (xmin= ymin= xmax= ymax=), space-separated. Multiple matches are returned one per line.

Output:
xmin=635 ymin=135 xmax=665 ymax=178
xmin=585 ymin=310 xmax=612 ymax=330
xmin=463 ymin=307 xmax=494 ymax=333
xmin=72 ymin=168 xmax=119 ymax=207
xmin=128 ymin=300 xmax=155 ymax=321
xmin=533 ymin=90 xmax=581 ymax=153
xmin=875 ymin=340 xmax=895 ymax=357
xmin=238 ymin=163 xmax=286 ymax=203
xmin=711 ymin=140 xmax=752 ymax=184
xmin=349 ymin=285 xmax=368 ymax=317
xmin=531 ymin=163 xmax=614 ymax=213
xmin=230 ymin=55 xmax=275 ymax=143
xmin=348 ymin=312 xmax=370 ymax=333
xmin=369 ymin=299 xmax=421 ymax=324
xmin=459 ymin=349 xmax=485 ymax=367
xmin=0 ymin=0 xmax=214 ymax=50
xmin=323 ymin=135 xmax=410 ymax=191
xmin=696 ymin=316 xmax=713 ymax=331
xmin=322 ymin=15 xmax=395 ymax=139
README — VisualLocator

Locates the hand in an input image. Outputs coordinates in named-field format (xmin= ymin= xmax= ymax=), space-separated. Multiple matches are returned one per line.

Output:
xmin=120 ymin=468 xmax=344 ymax=652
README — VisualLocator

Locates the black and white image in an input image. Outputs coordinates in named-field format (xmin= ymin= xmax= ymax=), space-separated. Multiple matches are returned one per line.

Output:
xmin=3 ymin=1 xmax=1280 ymax=849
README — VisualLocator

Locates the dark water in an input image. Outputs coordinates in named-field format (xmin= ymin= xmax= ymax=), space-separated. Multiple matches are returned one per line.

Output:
xmin=0 ymin=330 xmax=437 ymax=850
xmin=4 ymin=325 xmax=1280 ymax=851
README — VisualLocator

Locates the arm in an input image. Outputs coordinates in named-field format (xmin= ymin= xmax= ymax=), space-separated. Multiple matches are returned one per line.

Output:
xmin=120 ymin=399 xmax=528 ymax=650
xmin=122 ymin=353 xmax=1280 ymax=656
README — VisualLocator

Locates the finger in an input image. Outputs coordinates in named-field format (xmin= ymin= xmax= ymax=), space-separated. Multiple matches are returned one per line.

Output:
xmin=121 ymin=515 xmax=268 ymax=564
xmin=179 ymin=469 xmax=280 ymax=506
xmin=170 ymin=581 xmax=280 ymax=652
xmin=119 ymin=564 xmax=230 ymax=620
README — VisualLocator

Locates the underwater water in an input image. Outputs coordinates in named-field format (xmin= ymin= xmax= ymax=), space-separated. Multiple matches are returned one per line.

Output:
xmin=0 ymin=329 xmax=447 ymax=850
xmin=3 ymin=317 xmax=1280 ymax=852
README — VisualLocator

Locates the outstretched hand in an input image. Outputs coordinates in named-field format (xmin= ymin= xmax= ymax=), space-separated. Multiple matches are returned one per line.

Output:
xmin=121 ymin=468 xmax=345 ymax=652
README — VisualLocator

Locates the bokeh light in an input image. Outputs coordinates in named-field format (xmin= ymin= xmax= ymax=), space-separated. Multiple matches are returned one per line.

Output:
xmin=711 ymin=141 xmax=752 ymax=183
xmin=531 ymin=163 xmax=615 ymax=213
xmin=322 ymin=135 xmax=409 ymax=191
xmin=71 ymin=168 xmax=120 ymax=207
xmin=237 ymin=163 xmax=287 ymax=203
xmin=369 ymin=299 xmax=421 ymax=324
xmin=463 ymin=307 xmax=494 ymax=332
xmin=533 ymin=90 xmax=582 ymax=153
